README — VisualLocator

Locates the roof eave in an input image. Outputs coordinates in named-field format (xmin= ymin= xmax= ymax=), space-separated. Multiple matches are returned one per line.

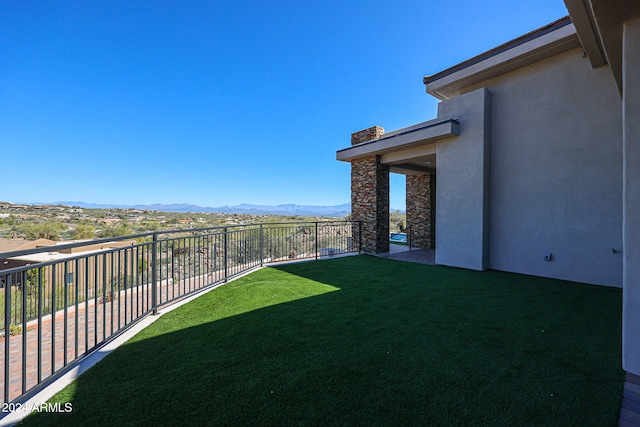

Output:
xmin=564 ymin=0 xmax=640 ymax=95
xmin=563 ymin=0 xmax=607 ymax=68
xmin=423 ymin=17 xmax=579 ymax=100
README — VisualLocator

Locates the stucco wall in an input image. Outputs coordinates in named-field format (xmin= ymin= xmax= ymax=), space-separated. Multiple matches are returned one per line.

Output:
xmin=436 ymin=88 xmax=491 ymax=270
xmin=623 ymin=17 xmax=640 ymax=375
xmin=472 ymin=48 xmax=623 ymax=287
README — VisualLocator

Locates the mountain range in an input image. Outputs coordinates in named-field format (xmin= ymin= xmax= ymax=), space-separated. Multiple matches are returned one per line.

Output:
xmin=44 ymin=201 xmax=353 ymax=217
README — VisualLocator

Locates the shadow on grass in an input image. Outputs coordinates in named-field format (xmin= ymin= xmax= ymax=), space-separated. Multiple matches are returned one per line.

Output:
xmin=20 ymin=256 xmax=624 ymax=426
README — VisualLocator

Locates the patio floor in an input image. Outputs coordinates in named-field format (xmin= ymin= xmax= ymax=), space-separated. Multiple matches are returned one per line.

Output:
xmin=376 ymin=244 xmax=435 ymax=265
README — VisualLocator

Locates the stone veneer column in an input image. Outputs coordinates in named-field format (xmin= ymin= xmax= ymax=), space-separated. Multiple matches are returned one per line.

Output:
xmin=406 ymin=173 xmax=435 ymax=249
xmin=350 ymin=126 xmax=390 ymax=254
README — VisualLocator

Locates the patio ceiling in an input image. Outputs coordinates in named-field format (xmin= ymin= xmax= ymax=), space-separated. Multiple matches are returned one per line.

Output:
xmin=383 ymin=149 xmax=436 ymax=176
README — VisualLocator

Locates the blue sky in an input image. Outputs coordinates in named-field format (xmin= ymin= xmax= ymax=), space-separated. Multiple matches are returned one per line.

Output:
xmin=1 ymin=1 xmax=569 ymax=209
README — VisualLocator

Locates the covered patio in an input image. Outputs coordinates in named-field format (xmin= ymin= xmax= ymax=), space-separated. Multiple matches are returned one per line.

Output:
xmin=336 ymin=120 xmax=458 ymax=257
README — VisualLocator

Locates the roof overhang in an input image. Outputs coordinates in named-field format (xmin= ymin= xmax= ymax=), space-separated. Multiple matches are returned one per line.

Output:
xmin=336 ymin=118 xmax=459 ymax=162
xmin=424 ymin=17 xmax=580 ymax=100
xmin=564 ymin=0 xmax=640 ymax=95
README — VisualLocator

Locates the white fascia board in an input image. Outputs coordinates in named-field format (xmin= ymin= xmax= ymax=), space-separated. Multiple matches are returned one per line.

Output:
xmin=336 ymin=119 xmax=459 ymax=162
xmin=426 ymin=24 xmax=580 ymax=100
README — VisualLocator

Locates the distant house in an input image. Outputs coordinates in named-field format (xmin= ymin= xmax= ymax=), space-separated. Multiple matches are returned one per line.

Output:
xmin=0 ymin=238 xmax=135 ymax=290
xmin=337 ymin=1 xmax=640 ymax=388
xmin=0 ymin=238 xmax=60 ymax=265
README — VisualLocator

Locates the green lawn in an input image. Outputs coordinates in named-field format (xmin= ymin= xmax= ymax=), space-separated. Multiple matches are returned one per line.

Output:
xmin=19 ymin=256 xmax=624 ymax=426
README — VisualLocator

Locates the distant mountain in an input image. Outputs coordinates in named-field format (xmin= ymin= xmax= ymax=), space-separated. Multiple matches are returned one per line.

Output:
xmin=41 ymin=201 xmax=353 ymax=217
xmin=214 ymin=203 xmax=352 ymax=217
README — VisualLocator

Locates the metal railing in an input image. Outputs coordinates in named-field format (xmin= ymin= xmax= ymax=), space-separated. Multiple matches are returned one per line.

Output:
xmin=0 ymin=220 xmax=362 ymax=406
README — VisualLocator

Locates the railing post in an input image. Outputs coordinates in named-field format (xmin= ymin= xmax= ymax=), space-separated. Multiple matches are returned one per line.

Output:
xmin=21 ymin=270 xmax=27 ymax=394
xmin=315 ymin=222 xmax=318 ymax=260
xmin=224 ymin=228 xmax=228 ymax=282
xmin=260 ymin=224 xmax=264 ymax=267
xmin=152 ymin=233 xmax=159 ymax=315
xmin=358 ymin=221 xmax=362 ymax=254
xmin=4 ymin=275 xmax=11 ymax=403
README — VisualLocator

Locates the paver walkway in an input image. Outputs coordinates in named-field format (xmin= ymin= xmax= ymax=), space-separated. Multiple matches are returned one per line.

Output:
xmin=0 ymin=272 xmax=222 ymax=403
xmin=0 ymin=255 xmax=327 ymax=404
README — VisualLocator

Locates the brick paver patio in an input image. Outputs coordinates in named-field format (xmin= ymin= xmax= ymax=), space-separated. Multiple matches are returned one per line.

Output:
xmin=0 ymin=272 xmax=224 ymax=403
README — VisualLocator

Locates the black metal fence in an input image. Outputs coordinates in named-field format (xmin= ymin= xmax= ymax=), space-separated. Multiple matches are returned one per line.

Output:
xmin=0 ymin=221 xmax=361 ymax=406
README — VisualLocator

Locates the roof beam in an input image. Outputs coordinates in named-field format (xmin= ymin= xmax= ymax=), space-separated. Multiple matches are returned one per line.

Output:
xmin=389 ymin=164 xmax=434 ymax=175
xmin=336 ymin=119 xmax=458 ymax=162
